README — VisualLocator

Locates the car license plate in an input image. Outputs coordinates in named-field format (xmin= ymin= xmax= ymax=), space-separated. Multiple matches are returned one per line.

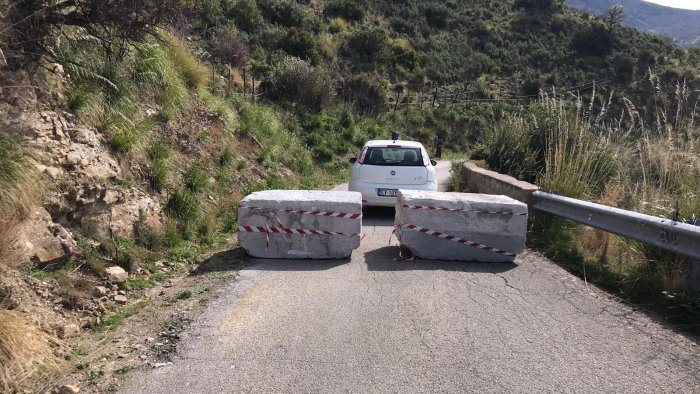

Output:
xmin=377 ymin=188 xmax=398 ymax=197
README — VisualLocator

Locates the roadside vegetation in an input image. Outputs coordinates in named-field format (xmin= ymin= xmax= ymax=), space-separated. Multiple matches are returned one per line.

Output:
xmin=1 ymin=0 xmax=699 ymax=389
xmin=468 ymin=83 xmax=700 ymax=332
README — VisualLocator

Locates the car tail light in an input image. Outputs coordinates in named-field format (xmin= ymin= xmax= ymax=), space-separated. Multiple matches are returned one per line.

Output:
xmin=358 ymin=147 xmax=368 ymax=164
xmin=421 ymin=148 xmax=430 ymax=166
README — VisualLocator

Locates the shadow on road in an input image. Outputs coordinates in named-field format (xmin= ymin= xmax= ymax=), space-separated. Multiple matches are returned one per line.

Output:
xmin=364 ymin=246 xmax=517 ymax=273
xmin=191 ymin=248 xmax=248 ymax=276
xmin=245 ymin=258 xmax=351 ymax=271
xmin=194 ymin=248 xmax=351 ymax=273
xmin=362 ymin=206 xmax=395 ymax=226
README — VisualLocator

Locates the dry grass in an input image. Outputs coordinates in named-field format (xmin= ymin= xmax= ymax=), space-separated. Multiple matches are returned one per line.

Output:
xmin=0 ymin=309 xmax=60 ymax=391
xmin=0 ymin=135 xmax=41 ymax=267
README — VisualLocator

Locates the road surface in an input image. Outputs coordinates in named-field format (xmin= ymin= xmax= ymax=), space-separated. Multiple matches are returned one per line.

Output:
xmin=126 ymin=161 xmax=699 ymax=393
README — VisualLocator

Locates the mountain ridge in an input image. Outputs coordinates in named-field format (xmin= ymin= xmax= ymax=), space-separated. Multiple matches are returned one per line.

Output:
xmin=567 ymin=0 xmax=700 ymax=46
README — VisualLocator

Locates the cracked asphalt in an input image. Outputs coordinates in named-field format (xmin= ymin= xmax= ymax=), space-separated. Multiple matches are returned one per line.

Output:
xmin=126 ymin=162 xmax=700 ymax=393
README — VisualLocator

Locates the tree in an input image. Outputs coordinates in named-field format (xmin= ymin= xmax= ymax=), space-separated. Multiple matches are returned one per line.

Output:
xmin=515 ymin=0 xmax=565 ymax=11
xmin=5 ymin=0 xmax=182 ymax=65
xmin=229 ymin=0 xmax=263 ymax=32
xmin=606 ymin=5 xmax=624 ymax=30
xmin=211 ymin=31 xmax=251 ymax=68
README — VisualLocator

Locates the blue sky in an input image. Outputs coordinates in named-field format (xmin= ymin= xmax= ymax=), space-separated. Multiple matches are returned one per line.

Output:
xmin=643 ymin=0 xmax=700 ymax=10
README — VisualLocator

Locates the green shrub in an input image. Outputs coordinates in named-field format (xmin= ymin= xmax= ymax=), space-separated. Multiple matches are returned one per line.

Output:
xmin=229 ymin=0 xmax=263 ymax=32
xmin=281 ymin=28 xmax=321 ymax=65
xmin=109 ymin=129 xmax=139 ymax=153
xmin=185 ymin=161 xmax=209 ymax=193
xmin=258 ymin=0 xmax=321 ymax=31
xmin=388 ymin=38 xmax=419 ymax=72
xmin=166 ymin=189 xmax=200 ymax=222
xmin=324 ymin=0 xmax=366 ymax=22
xmin=264 ymin=56 xmax=332 ymax=111
xmin=470 ymin=117 xmax=539 ymax=182
xmin=338 ymin=74 xmax=387 ymax=115
xmin=329 ymin=17 xmax=349 ymax=33
xmin=219 ymin=146 xmax=234 ymax=167
xmin=421 ymin=3 xmax=449 ymax=28
xmin=148 ymin=141 xmax=171 ymax=191
xmin=345 ymin=25 xmax=388 ymax=63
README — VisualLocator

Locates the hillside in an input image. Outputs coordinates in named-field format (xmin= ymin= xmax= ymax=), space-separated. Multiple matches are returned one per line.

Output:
xmin=567 ymin=0 xmax=700 ymax=47
xmin=1 ymin=0 xmax=699 ymax=391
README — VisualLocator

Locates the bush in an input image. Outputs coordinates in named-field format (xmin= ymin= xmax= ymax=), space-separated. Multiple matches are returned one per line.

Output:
xmin=258 ymin=0 xmax=321 ymax=31
xmin=515 ymin=0 xmax=565 ymax=10
xmin=280 ymin=29 xmax=321 ymax=65
xmin=329 ymin=17 xmax=349 ymax=33
xmin=324 ymin=0 xmax=366 ymax=22
xmin=166 ymin=189 xmax=200 ymax=222
xmin=345 ymin=25 xmax=388 ymax=63
xmin=338 ymin=74 xmax=387 ymax=115
xmin=470 ymin=117 xmax=539 ymax=182
xmin=265 ymin=56 xmax=332 ymax=111
xmin=229 ymin=0 xmax=263 ymax=32
xmin=422 ymin=3 xmax=449 ymax=28
xmin=572 ymin=25 xmax=614 ymax=57
xmin=219 ymin=146 xmax=234 ymax=167
xmin=387 ymin=38 xmax=419 ymax=72
xmin=185 ymin=161 xmax=209 ymax=193
xmin=148 ymin=141 xmax=171 ymax=191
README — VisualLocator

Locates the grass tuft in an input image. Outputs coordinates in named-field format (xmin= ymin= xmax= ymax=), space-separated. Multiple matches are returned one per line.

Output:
xmin=0 ymin=309 xmax=60 ymax=391
xmin=0 ymin=135 xmax=42 ymax=267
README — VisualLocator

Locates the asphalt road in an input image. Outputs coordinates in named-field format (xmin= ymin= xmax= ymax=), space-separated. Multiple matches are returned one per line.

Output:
xmin=126 ymin=162 xmax=700 ymax=393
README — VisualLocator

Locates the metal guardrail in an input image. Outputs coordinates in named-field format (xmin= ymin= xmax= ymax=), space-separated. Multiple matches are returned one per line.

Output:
xmin=531 ymin=191 xmax=700 ymax=260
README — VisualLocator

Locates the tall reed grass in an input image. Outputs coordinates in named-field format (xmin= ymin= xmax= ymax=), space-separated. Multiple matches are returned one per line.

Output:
xmin=481 ymin=75 xmax=699 ymax=328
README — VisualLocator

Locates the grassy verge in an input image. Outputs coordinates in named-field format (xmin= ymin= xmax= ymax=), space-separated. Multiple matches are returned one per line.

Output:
xmin=464 ymin=91 xmax=700 ymax=335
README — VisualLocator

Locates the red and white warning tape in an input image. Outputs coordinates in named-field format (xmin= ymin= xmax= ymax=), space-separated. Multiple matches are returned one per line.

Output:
xmin=239 ymin=206 xmax=362 ymax=220
xmin=403 ymin=204 xmax=527 ymax=216
xmin=394 ymin=224 xmax=517 ymax=257
xmin=239 ymin=225 xmax=363 ymax=237
xmin=239 ymin=225 xmax=365 ymax=250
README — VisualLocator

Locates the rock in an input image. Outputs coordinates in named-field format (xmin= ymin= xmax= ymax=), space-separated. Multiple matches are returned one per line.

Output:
xmin=238 ymin=190 xmax=363 ymax=259
xmin=58 ymin=384 xmax=80 ymax=394
xmin=93 ymin=286 xmax=108 ymax=297
xmin=150 ymin=362 xmax=173 ymax=368
xmin=12 ymin=208 xmax=77 ymax=265
xmin=80 ymin=192 xmax=162 ymax=239
xmin=105 ymin=266 xmax=128 ymax=284
xmin=58 ymin=324 xmax=80 ymax=339
xmin=113 ymin=295 xmax=128 ymax=305
xmin=395 ymin=191 xmax=528 ymax=262
xmin=117 ymin=290 xmax=126 ymax=296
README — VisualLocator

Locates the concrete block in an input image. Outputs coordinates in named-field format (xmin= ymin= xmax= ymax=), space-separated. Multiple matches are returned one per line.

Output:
xmin=395 ymin=190 xmax=528 ymax=262
xmin=238 ymin=190 xmax=363 ymax=259
xmin=461 ymin=162 xmax=539 ymax=204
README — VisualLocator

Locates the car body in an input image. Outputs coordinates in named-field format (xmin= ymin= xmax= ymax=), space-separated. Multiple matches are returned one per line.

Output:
xmin=348 ymin=140 xmax=438 ymax=207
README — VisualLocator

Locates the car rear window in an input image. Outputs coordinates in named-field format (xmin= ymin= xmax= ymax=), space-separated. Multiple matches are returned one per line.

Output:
xmin=363 ymin=147 xmax=424 ymax=166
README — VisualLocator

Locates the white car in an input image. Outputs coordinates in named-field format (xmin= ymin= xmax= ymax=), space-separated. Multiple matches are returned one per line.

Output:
xmin=348 ymin=140 xmax=438 ymax=207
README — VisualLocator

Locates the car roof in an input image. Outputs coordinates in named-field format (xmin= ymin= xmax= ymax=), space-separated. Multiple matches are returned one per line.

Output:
xmin=364 ymin=140 xmax=425 ymax=148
